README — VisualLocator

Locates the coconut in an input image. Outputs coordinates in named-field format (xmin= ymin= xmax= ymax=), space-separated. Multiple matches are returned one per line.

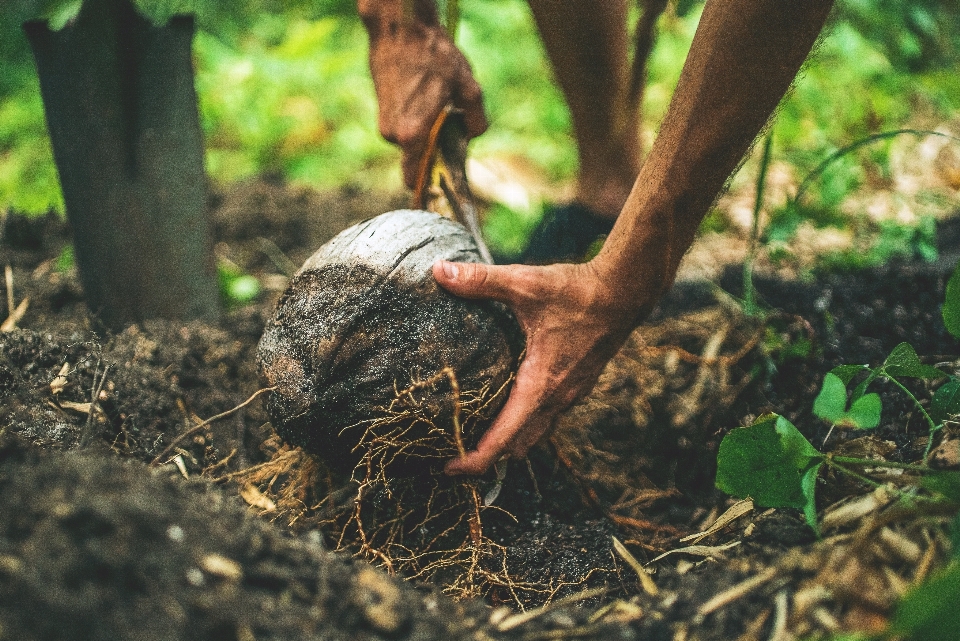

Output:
xmin=257 ymin=210 xmax=523 ymax=476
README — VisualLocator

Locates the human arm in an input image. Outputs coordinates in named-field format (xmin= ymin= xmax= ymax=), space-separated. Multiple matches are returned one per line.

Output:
xmin=437 ymin=0 xmax=835 ymax=475
xmin=357 ymin=0 xmax=487 ymax=187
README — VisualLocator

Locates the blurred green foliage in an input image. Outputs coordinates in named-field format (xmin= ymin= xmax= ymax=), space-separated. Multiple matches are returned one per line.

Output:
xmin=1 ymin=0 xmax=958 ymax=262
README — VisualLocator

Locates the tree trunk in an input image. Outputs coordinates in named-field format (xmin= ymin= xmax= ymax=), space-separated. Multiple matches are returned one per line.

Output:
xmin=24 ymin=0 xmax=219 ymax=330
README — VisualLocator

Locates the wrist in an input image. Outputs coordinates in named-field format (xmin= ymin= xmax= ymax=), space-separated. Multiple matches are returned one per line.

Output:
xmin=587 ymin=212 xmax=683 ymax=325
xmin=358 ymin=0 xmax=439 ymax=36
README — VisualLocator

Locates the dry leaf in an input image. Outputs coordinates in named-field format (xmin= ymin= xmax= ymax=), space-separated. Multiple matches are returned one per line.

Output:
xmin=681 ymin=498 xmax=754 ymax=544
xmin=649 ymin=540 xmax=741 ymax=565
xmin=58 ymin=400 xmax=93 ymax=414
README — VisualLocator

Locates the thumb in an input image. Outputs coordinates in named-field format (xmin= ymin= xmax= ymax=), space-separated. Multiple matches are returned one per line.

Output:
xmin=433 ymin=261 xmax=514 ymax=302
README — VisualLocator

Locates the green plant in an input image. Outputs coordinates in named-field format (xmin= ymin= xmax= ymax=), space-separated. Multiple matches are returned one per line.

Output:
xmin=716 ymin=260 xmax=960 ymax=534
xmin=217 ymin=259 xmax=260 ymax=308
xmin=742 ymin=129 xmax=773 ymax=317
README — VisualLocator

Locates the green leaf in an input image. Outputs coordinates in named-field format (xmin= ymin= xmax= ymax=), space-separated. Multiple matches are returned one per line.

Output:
xmin=844 ymin=393 xmax=881 ymax=429
xmin=946 ymin=261 xmax=960 ymax=340
xmin=716 ymin=414 xmax=823 ymax=516
xmin=931 ymin=378 xmax=960 ymax=425
xmin=225 ymin=274 xmax=260 ymax=304
xmin=829 ymin=364 xmax=869 ymax=385
xmin=882 ymin=342 xmax=946 ymax=379
xmin=814 ymin=373 xmax=848 ymax=423
xmin=922 ymin=471 xmax=960 ymax=503
xmin=55 ymin=244 xmax=75 ymax=273
xmin=889 ymin=561 xmax=960 ymax=641
xmin=851 ymin=369 xmax=880 ymax=402
xmin=800 ymin=464 xmax=821 ymax=536
xmin=813 ymin=374 xmax=882 ymax=429
xmin=952 ymin=513 xmax=960 ymax=560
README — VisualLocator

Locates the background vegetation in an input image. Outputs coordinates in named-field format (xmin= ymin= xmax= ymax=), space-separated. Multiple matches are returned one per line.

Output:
xmin=1 ymin=0 xmax=959 ymax=258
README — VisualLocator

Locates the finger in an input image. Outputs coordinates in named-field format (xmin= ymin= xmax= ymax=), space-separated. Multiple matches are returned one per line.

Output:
xmin=453 ymin=74 xmax=488 ymax=139
xmin=433 ymin=261 xmax=519 ymax=303
xmin=445 ymin=371 xmax=551 ymax=475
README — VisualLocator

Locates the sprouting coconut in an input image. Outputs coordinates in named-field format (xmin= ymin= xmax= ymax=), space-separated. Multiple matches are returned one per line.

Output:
xmin=257 ymin=209 xmax=523 ymax=476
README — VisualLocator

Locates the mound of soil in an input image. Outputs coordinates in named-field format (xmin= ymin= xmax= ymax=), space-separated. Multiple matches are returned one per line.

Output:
xmin=1 ymin=180 xmax=958 ymax=640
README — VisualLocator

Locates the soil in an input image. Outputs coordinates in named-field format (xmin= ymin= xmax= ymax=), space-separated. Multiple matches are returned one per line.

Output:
xmin=1 ymin=177 xmax=958 ymax=640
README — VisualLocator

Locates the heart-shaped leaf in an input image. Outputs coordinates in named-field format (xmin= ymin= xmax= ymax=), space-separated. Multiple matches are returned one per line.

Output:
xmin=844 ymin=393 xmax=882 ymax=429
xmin=883 ymin=342 xmax=946 ymax=379
xmin=716 ymin=414 xmax=823 ymax=525
xmin=813 ymin=373 xmax=847 ymax=423
xmin=931 ymin=378 xmax=960 ymax=425
xmin=813 ymin=373 xmax=882 ymax=429
xmin=829 ymin=364 xmax=869 ymax=386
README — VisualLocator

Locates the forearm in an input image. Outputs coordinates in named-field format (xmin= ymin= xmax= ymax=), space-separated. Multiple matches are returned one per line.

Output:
xmin=594 ymin=0 xmax=834 ymax=312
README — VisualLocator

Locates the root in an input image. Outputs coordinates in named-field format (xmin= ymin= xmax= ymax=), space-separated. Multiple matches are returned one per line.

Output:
xmin=221 ymin=305 xmax=779 ymax=607
xmin=222 ymin=364 xmax=524 ymax=601
xmin=551 ymin=304 xmax=770 ymax=542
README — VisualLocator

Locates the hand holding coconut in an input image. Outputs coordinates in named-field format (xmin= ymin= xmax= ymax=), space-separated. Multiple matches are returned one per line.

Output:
xmin=434 ymin=260 xmax=657 ymax=475
xmin=268 ymin=0 xmax=835 ymax=477
xmin=435 ymin=0 xmax=835 ymax=474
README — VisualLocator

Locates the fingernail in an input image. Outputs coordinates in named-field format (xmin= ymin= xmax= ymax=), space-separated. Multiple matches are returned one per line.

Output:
xmin=441 ymin=261 xmax=459 ymax=281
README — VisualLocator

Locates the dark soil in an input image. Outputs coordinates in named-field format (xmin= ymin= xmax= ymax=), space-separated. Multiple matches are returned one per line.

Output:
xmin=1 ymin=179 xmax=958 ymax=640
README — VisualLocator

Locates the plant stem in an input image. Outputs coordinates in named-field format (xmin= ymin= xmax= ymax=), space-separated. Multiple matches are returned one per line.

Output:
xmin=829 ymin=455 xmax=930 ymax=473
xmin=743 ymin=130 xmax=773 ymax=317
xmin=883 ymin=374 xmax=940 ymax=462
xmin=793 ymin=129 xmax=960 ymax=205
xmin=824 ymin=459 xmax=884 ymax=489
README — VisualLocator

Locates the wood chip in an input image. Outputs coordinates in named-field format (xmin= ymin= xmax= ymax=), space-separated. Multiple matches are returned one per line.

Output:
xmin=821 ymin=486 xmax=895 ymax=531
xmin=240 ymin=483 xmax=277 ymax=512
xmin=57 ymin=400 xmax=93 ymax=414
xmin=1 ymin=297 xmax=29 ymax=332
xmin=695 ymin=567 xmax=778 ymax=619
xmin=50 ymin=362 xmax=70 ymax=395
xmin=170 ymin=454 xmax=189 ymax=479
xmin=877 ymin=526 xmax=921 ymax=563
xmin=612 ymin=536 xmax=658 ymax=596
xmin=200 ymin=553 xmax=243 ymax=580
xmin=4 ymin=265 xmax=13 ymax=317
xmin=588 ymin=599 xmax=644 ymax=624
xmin=681 ymin=498 xmax=754 ymax=544
xmin=496 ymin=587 xmax=606 ymax=632
xmin=649 ymin=540 xmax=741 ymax=565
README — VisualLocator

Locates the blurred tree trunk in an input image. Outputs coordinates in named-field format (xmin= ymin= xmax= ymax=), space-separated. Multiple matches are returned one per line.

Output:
xmin=24 ymin=0 xmax=219 ymax=330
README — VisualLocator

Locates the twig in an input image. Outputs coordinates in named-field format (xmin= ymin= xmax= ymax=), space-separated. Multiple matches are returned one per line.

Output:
xmin=0 ymin=298 xmax=29 ymax=332
xmin=497 ymin=587 xmax=608 ymax=632
xmin=612 ymin=536 xmax=658 ymax=596
xmin=4 ymin=265 xmax=12 ymax=317
xmin=80 ymin=361 xmax=110 ymax=447
xmin=695 ymin=567 xmax=778 ymax=620
xmin=768 ymin=589 xmax=789 ymax=641
xmin=150 ymin=387 xmax=274 ymax=466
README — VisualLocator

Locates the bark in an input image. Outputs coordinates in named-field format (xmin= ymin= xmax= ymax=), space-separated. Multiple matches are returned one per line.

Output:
xmin=24 ymin=0 xmax=219 ymax=330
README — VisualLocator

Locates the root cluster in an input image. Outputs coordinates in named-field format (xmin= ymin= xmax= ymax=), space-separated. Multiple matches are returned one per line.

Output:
xmin=221 ymin=365 xmax=532 ymax=602
xmin=223 ymin=304 xmax=779 ymax=604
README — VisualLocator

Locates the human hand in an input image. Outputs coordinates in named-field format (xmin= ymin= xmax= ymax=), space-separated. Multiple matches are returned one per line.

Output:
xmin=432 ymin=259 xmax=654 ymax=475
xmin=363 ymin=10 xmax=487 ymax=187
